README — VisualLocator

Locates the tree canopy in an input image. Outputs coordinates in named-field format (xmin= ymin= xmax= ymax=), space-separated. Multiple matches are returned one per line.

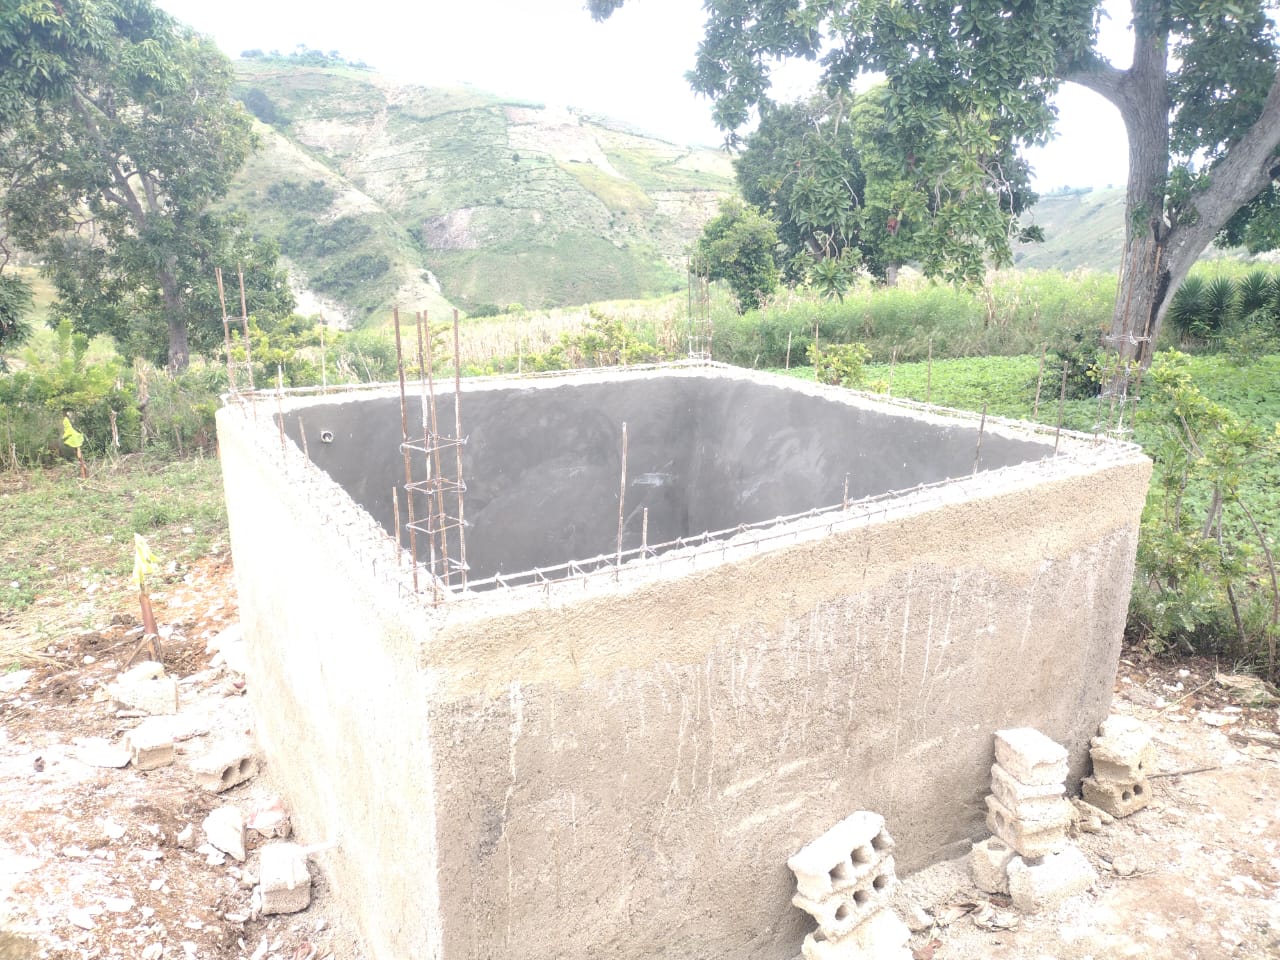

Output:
xmin=693 ymin=198 xmax=782 ymax=311
xmin=736 ymin=85 xmax=1038 ymax=290
xmin=0 ymin=0 xmax=288 ymax=370
xmin=591 ymin=0 xmax=1280 ymax=372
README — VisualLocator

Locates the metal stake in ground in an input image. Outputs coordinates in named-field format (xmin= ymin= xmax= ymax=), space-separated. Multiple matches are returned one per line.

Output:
xmin=926 ymin=339 xmax=934 ymax=405
xmin=1033 ymin=345 xmax=1046 ymax=420
xmin=1054 ymin=361 xmax=1069 ymax=456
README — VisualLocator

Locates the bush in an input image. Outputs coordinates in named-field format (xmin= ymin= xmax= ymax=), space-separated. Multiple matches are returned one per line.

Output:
xmin=0 ymin=320 xmax=139 ymax=464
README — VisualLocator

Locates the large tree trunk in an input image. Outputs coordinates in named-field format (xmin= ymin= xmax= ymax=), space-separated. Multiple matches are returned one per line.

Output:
xmin=1066 ymin=6 xmax=1280 ymax=391
xmin=160 ymin=257 xmax=189 ymax=373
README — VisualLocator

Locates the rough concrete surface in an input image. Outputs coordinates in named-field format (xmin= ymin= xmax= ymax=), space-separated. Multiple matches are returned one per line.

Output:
xmin=215 ymin=364 xmax=1152 ymax=960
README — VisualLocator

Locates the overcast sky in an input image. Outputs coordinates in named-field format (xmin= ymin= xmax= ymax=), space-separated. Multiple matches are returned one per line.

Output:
xmin=157 ymin=0 xmax=1132 ymax=191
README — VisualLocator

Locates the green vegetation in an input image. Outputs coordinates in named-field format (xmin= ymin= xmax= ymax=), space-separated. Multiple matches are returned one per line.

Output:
xmin=694 ymin=199 xmax=781 ymax=312
xmin=591 ymin=0 xmax=1280 ymax=377
xmin=0 ymin=456 xmax=227 ymax=616
xmin=0 ymin=0 xmax=282 ymax=371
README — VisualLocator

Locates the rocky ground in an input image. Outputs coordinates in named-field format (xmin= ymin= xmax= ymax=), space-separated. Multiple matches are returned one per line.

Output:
xmin=1 ymin=553 xmax=1277 ymax=960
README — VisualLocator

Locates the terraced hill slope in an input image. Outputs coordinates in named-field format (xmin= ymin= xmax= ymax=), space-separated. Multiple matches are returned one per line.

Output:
xmin=225 ymin=61 xmax=735 ymax=324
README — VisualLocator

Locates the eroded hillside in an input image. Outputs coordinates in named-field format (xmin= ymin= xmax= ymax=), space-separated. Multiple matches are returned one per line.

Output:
xmin=226 ymin=62 xmax=734 ymax=321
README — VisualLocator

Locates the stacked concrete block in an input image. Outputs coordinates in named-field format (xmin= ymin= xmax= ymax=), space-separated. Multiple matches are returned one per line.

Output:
xmin=787 ymin=812 xmax=911 ymax=960
xmin=1081 ymin=715 xmax=1154 ymax=818
xmin=125 ymin=718 xmax=175 ymax=771
xmin=974 ymin=728 xmax=1096 ymax=912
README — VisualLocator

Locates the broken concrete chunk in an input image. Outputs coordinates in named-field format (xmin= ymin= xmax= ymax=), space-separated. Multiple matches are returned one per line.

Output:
xmin=73 ymin=737 xmax=131 ymax=768
xmin=247 ymin=796 xmax=291 ymax=839
xmin=787 ymin=811 xmax=894 ymax=903
xmin=1069 ymin=795 xmax=1116 ymax=826
xmin=107 ymin=669 xmax=178 ymax=716
xmin=994 ymin=728 xmax=1069 ymax=786
xmin=1006 ymin=845 xmax=1096 ymax=913
xmin=1090 ymin=715 xmax=1155 ymax=781
xmin=985 ymin=795 xmax=1070 ymax=859
xmin=257 ymin=842 xmax=312 ymax=914
xmin=800 ymin=905 xmax=912 ymax=960
xmin=203 ymin=805 xmax=246 ymax=862
xmin=1082 ymin=775 xmax=1151 ymax=818
xmin=969 ymin=837 xmax=1016 ymax=894
xmin=125 ymin=719 xmax=175 ymax=771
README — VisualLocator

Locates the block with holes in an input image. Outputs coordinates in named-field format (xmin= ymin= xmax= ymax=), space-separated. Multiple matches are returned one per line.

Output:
xmin=1081 ymin=775 xmax=1150 ymax=818
xmin=788 ymin=811 xmax=898 ymax=941
xmin=985 ymin=794 xmax=1070 ymax=859
xmin=1090 ymin=715 xmax=1155 ymax=782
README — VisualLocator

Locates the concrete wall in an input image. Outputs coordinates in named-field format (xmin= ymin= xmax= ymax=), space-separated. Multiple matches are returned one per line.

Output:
xmin=282 ymin=376 xmax=1049 ymax=582
xmin=217 ymin=366 xmax=1151 ymax=960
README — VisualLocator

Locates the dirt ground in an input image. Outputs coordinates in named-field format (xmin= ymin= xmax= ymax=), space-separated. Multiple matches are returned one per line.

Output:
xmin=1 ymin=554 xmax=1278 ymax=960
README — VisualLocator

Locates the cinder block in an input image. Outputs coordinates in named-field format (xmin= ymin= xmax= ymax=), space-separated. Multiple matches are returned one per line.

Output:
xmin=1090 ymin=715 xmax=1155 ymax=782
xmin=792 ymin=856 xmax=898 ymax=938
xmin=990 ymin=763 xmax=1069 ymax=821
xmin=125 ymin=719 xmax=174 ymax=770
xmin=191 ymin=741 xmax=259 ymax=793
xmin=800 ymin=906 xmax=912 ymax=960
xmin=787 ymin=811 xmax=894 ymax=903
xmin=969 ymin=837 xmax=1015 ymax=894
xmin=257 ymin=842 xmax=311 ymax=914
xmin=1081 ymin=775 xmax=1150 ymax=818
xmin=985 ymin=795 xmax=1069 ymax=859
xmin=994 ymin=728 xmax=1069 ymax=786
xmin=1007 ymin=845 xmax=1096 ymax=913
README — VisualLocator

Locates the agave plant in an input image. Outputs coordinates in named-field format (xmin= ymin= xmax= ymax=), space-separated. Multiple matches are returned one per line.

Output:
xmin=1166 ymin=275 xmax=1207 ymax=344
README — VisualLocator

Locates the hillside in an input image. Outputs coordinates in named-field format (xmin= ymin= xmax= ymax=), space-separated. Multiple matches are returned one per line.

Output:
xmin=1015 ymin=188 xmax=1126 ymax=273
xmin=225 ymin=61 xmax=735 ymax=324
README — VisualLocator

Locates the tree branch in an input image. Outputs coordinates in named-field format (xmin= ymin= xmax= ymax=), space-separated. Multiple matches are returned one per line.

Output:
xmin=68 ymin=88 xmax=148 ymax=228
xmin=1166 ymin=67 xmax=1280 ymax=275
xmin=1061 ymin=55 xmax=1126 ymax=107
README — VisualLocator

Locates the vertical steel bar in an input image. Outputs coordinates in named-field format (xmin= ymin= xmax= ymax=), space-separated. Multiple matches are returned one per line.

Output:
xmin=972 ymin=403 xmax=988 ymax=475
xmin=926 ymin=339 xmax=933 ymax=405
xmin=616 ymin=421 xmax=628 ymax=579
xmin=275 ymin=366 xmax=286 ymax=452
xmin=424 ymin=312 xmax=451 ymax=588
xmin=452 ymin=309 xmax=469 ymax=589
xmin=393 ymin=308 xmax=420 ymax=594
xmin=415 ymin=312 xmax=441 ymax=601
xmin=393 ymin=485 xmax=402 ymax=566
xmin=1033 ymin=345 xmax=1046 ymax=420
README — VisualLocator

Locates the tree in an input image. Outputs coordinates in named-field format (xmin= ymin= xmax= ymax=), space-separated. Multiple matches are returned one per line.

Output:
xmin=0 ymin=0 xmax=270 ymax=371
xmin=737 ymin=86 xmax=1039 ymax=289
xmin=589 ymin=0 xmax=1280 ymax=374
xmin=0 ymin=271 xmax=33 ymax=368
xmin=693 ymin=198 xmax=781 ymax=311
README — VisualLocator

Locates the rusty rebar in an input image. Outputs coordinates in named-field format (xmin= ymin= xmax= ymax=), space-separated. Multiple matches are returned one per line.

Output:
xmin=393 ymin=308 xmax=420 ymax=594
xmin=452 ymin=309 xmax=468 ymax=589
xmin=972 ymin=403 xmax=988 ymax=475
xmin=616 ymin=421 xmax=629 ymax=578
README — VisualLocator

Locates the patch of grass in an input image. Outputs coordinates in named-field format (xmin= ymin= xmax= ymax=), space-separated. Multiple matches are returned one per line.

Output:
xmin=0 ymin=456 xmax=228 ymax=615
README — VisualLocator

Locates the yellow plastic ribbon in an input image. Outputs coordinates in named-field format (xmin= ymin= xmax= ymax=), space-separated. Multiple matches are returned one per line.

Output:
xmin=131 ymin=533 xmax=158 ymax=589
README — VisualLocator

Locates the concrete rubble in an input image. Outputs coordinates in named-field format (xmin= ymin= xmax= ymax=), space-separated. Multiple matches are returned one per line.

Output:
xmin=106 ymin=660 xmax=178 ymax=715
xmin=203 ymin=805 xmax=247 ymax=862
xmin=788 ymin=811 xmax=912 ymax=959
xmin=1082 ymin=715 xmax=1154 ymax=818
xmin=974 ymin=727 xmax=1096 ymax=912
